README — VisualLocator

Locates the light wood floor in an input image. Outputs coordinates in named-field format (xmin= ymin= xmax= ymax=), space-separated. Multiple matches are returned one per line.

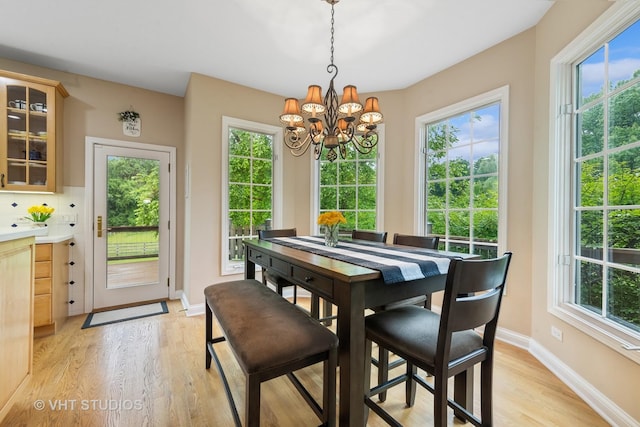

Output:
xmin=1 ymin=299 xmax=608 ymax=427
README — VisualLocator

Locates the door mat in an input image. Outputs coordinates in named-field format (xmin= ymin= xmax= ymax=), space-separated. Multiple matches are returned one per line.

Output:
xmin=81 ymin=301 xmax=168 ymax=329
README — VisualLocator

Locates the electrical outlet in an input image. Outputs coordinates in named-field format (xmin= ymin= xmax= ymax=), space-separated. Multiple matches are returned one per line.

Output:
xmin=551 ymin=326 xmax=563 ymax=342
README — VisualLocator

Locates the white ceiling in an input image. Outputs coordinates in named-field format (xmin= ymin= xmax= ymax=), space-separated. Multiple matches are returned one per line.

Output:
xmin=0 ymin=0 xmax=554 ymax=98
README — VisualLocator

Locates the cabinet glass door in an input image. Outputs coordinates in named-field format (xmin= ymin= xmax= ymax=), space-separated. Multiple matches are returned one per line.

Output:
xmin=5 ymin=85 xmax=48 ymax=187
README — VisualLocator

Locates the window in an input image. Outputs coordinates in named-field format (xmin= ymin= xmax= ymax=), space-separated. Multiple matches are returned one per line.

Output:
xmin=314 ymin=126 xmax=384 ymax=233
xmin=221 ymin=117 xmax=283 ymax=274
xmin=416 ymin=87 xmax=508 ymax=259
xmin=550 ymin=2 xmax=640 ymax=362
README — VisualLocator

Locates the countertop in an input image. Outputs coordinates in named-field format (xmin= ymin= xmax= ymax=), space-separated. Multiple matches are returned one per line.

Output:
xmin=0 ymin=227 xmax=73 ymax=244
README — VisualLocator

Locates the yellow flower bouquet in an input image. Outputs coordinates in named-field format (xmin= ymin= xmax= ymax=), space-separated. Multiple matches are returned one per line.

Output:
xmin=26 ymin=204 xmax=55 ymax=223
xmin=317 ymin=211 xmax=346 ymax=247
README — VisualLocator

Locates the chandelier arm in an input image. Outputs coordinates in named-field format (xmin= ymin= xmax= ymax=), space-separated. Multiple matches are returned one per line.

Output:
xmin=338 ymin=143 xmax=347 ymax=159
xmin=350 ymin=132 xmax=379 ymax=154
xmin=283 ymin=130 xmax=313 ymax=157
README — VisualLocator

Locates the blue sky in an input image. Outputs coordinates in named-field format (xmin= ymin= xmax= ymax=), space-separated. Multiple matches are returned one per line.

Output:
xmin=579 ymin=19 xmax=640 ymax=101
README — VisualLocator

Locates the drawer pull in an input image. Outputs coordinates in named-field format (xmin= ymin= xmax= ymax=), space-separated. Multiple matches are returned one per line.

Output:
xmin=255 ymin=254 xmax=262 ymax=259
xmin=304 ymin=276 xmax=313 ymax=282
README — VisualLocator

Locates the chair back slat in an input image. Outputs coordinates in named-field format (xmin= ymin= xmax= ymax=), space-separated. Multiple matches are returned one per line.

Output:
xmin=448 ymin=288 xmax=503 ymax=332
xmin=352 ymin=230 xmax=388 ymax=243
xmin=451 ymin=254 xmax=511 ymax=295
xmin=392 ymin=233 xmax=439 ymax=249
xmin=258 ymin=228 xmax=297 ymax=239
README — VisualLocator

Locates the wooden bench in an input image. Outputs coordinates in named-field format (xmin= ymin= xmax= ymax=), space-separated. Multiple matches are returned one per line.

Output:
xmin=205 ymin=279 xmax=338 ymax=427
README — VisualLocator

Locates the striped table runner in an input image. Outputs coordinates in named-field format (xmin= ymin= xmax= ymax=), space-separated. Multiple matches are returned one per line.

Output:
xmin=266 ymin=236 xmax=456 ymax=284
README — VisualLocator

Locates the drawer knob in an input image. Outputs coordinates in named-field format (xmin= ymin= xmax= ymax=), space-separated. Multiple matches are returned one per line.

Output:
xmin=304 ymin=276 xmax=313 ymax=282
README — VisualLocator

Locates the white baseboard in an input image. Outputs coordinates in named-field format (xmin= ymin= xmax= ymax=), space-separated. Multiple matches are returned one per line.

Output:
xmin=496 ymin=326 xmax=530 ymax=350
xmin=179 ymin=292 xmax=205 ymax=317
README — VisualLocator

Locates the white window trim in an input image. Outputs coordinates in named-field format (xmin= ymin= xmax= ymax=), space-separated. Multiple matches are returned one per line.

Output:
xmin=221 ymin=116 xmax=283 ymax=275
xmin=413 ymin=86 xmax=509 ymax=257
xmin=548 ymin=1 xmax=640 ymax=364
xmin=310 ymin=124 xmax=385 ymax=233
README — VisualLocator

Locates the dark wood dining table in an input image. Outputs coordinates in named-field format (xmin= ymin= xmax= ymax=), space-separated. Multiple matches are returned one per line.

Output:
xmin=243 ymin=237 xmax=476 ymax=426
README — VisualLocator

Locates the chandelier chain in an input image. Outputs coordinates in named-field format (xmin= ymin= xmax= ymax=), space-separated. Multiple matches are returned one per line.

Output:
xmin=330 ymin=3 xmax=335 ymax=66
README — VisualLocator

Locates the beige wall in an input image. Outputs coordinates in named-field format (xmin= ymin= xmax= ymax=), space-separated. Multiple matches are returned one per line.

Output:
xmin=181 ymin=73 xmax=303 ymax=304
xmin=0 ymin=58 xmax=185 ymax=296
xmin=532 ymin=0 xmax=640 ymax=421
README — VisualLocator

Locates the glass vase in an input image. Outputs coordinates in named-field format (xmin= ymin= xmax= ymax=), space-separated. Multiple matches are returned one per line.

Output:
xmin=324 ymin=225 xmax=339 ymax=247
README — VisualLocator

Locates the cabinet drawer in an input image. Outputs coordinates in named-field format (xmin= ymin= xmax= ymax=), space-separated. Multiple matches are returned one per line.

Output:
xmin=35 ymin=243 xmax=52 ymax=262
xmin=34 ymin=294 xmax=52 ymax=327
xmin=34 ymin=260 xmax=51 ymax=279
xmin=35 ymin=278 xmax=52 ymax=295
xmin=292 ymin=266 xmax=333 ymax=299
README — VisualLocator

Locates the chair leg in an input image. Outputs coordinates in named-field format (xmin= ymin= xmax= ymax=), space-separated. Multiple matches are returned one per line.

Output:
xmin=324 ymin=348 xmax=337 ymax=427
xmin=405 ymin=362 xmax=417 ymax=407
xmin=205 ymin=303 xmax=212 ymax=369
xmin=454 ymin=368 xmax=474 ymax=421
xmin=377 ymin=347 xmax=389 ymax=402
xmin=434 ymin=372 xmax=448 ymax=427
xmin=480 ymin=358 xmax=494 ymax=426
xmin=323 ymin=300 xmax=333 ymax=326
xmin=310 ymin=294 xmax=320 ymax=319
xmin=245 ymin=374 xmax=261 ymax=427
xmin=364 ymin=338 xmax=373 ymax=423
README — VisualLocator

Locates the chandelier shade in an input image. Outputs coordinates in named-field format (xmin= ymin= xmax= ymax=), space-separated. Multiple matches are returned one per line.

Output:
xmin=279 ymin=0 xmax=383 ymax=162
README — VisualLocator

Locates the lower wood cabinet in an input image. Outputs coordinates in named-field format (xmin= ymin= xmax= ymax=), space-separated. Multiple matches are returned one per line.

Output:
xmin=0 ymin=236 xmax=34 ymax=422
xmin=34 ymin=240 xmax=69 ymax=337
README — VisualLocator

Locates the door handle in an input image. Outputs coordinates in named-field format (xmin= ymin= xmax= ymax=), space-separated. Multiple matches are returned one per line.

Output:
xmin=97 ymin=215 xmax=103 ymax=238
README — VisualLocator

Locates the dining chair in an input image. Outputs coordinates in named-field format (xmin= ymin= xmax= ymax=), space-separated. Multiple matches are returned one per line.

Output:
xmin=371 ymin=233 xmax=440 ymax=401
xmin=364 ymin=252 xmax=512 ymax=426
xmin=351 ymin=229 xmax=388 ymax=243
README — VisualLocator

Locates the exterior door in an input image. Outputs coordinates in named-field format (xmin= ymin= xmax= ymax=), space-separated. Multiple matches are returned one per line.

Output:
xmin=93 ymin=144 xmax=170 ymax=309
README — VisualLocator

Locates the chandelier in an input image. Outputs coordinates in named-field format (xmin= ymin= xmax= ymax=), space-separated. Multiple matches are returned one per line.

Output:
xmin=279 ymin=0 xmax=383 ymax=162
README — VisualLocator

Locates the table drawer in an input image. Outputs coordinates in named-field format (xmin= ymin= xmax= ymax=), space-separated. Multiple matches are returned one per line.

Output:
xmin=292 ymin=266 xmax=333 ymax=299
xmin=268 ymin=257 xmax=291 ymax=278
xmin=247 ymin=247 xmax=268 ymax=267
xmin=35 ymin=278 xmax=52 ymax=295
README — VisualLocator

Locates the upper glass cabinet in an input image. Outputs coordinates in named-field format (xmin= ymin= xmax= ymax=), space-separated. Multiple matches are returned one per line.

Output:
xmin=1 ymin=70 xmax=68 ymax=192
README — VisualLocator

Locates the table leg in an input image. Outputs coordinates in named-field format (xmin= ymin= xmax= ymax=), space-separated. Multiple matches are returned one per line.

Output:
xmin=244 ymin=247 xmax=255 ymax=280
xmin=336 ymin=282 xmax=366 ymax=427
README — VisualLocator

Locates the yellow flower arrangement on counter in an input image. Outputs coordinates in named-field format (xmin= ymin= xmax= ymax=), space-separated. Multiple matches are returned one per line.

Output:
xmin=26 ymin=204 xmax=55 ymax=223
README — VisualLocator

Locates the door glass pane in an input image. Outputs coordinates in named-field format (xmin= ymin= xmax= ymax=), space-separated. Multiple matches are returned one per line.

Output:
xmin=106 ymin=155 xmax=160 ymax=289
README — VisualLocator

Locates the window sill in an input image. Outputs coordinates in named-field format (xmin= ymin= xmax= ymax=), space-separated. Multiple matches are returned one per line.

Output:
xmin=549 ymin=302 xmax=640 ymax=365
